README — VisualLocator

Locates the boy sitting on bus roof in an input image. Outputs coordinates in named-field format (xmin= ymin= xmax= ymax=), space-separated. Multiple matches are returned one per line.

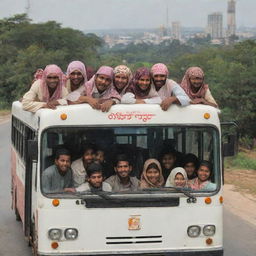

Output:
xmin=150 ymin=63 xmax=190 ymax=111
xmin=74 ymin=163 xmax=112 ymax=192
xmin=105 ymin=154 xmax=140 ymax=192
xmin=66 ymin=66 xmax=120 ymax=112
xmin=42 ymin=148 xmax=73 ymax=194
xmin=22 ymin=64 xmax=68 ymax=112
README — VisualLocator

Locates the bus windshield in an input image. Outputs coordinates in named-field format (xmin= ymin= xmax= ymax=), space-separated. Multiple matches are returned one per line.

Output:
xmin=40 ymin=125 xmax=220 ymax=197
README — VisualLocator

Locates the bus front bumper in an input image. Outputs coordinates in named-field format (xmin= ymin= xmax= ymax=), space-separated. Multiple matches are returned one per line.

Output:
xmin=39 ymin=248 xmax=223 ymax=256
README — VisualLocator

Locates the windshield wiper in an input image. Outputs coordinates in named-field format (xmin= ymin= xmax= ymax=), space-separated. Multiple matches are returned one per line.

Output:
xmin=147 ymin=187 xmax=197 ymax=203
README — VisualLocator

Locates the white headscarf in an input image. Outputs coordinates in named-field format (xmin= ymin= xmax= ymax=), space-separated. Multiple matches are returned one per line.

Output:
xmin=165 ymin=167 xmax=188 ymax=187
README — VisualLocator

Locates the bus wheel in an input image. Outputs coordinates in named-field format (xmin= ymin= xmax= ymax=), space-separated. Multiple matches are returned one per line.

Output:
xmin=15 ymin=207 xmax=21 ymax=221
xmin=14 ymin=193 xmax=21 ymax=221
xmin=31 ymin=223 xmax=38 ymax=256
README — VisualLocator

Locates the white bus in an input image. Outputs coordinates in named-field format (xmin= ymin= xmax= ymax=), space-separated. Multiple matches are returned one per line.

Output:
xmin=11 ymin=101 xmax=235 ymax=256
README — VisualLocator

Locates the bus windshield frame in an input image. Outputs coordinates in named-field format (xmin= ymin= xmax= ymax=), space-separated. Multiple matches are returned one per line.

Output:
xmin=40 ymin=124 xmax=221 ymax=199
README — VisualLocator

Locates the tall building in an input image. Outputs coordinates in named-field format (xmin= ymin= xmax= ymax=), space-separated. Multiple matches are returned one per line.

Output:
xmin=172 ymin=22 xmax=181 ymax=41
xmin=227 ymin=0 xmax=236 ymax=36
xmin=207 ymin=12 xmax=223 ymax=39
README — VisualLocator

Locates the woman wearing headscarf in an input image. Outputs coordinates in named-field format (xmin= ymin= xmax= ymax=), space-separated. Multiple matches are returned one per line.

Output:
xmin=121 ymin=67 xmax=161 ymax=104
xmin=113 ymin=65 xmax=132 ymax=96
xmin=165 ymin=167 xmax=188 ymax=188
xmin=67 ymin=66 xmax=120 ymax=112
xmin=180 ymin=67 xmax=218 ymax=108
xmin=140 ymin=159 xmax=165 ymax=189
xmin=66 ymin=60 xmax=88 ymax=93
xmin=22 ymin=64 xmax=68 ymax=112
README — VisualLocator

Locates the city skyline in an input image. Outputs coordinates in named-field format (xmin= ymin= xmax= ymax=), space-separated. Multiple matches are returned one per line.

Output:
xmin=0 ymin=0 xmax=255 ymax=30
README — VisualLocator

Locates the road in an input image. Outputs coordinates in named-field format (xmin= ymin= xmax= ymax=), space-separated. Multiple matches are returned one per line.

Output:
xmin=0 ymin=120 xmax=256 ymax=256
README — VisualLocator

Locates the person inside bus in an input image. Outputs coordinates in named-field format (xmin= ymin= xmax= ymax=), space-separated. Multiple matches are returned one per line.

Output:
xmin=182 ymin=153 xmax=199 ymax=180
xmin=150 ymin=63 xmax=190 ymax=111
xmin=188 ymin=160 xmax=216 ymax=190
xmin=71 ymin=143 xmax=96 ymax=188
xmin=159 ymin=148 xmax=178 ymax=181
xmin=22 ymin=64 xmax=68 ymax=112
xmin=66 ymin=66 xmax=120 ymax=112
xmin=113 ymin=65 xmax=132 ymax=96
xmin=73 ymin=163 xmax=112 ymax=192
xmin=180 ymin=67 xmax=218 ymax=108
xmin=121 ymin=67 xmax=161 ymax=104
xmin=66 ymin=60 xmax=88 ymax=93
xmin=165 ymin=167 xmax=188 ymax=188
xmin=140 ymin=159 xmax=165 ymax=189
xmin=94 ymin=148 xmax=113 ymax=178
xmin=42 ymin=148 xmax=73 ymax=193
xmin=105 ymin=154 xmax=140 ymax=192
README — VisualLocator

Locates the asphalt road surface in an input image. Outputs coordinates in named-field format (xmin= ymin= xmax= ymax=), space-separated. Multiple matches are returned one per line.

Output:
xmin=0 ymin=120 xmax=255 ymax=256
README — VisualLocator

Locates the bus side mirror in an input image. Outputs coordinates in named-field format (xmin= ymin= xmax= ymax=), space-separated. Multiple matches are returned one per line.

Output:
xmin=221 ymin=122 xmax=238 ymax=157
xmin=223 ymin=135 xmax=236 ymax=157
xmin=27 ymin=140 xmax=38 ymax=161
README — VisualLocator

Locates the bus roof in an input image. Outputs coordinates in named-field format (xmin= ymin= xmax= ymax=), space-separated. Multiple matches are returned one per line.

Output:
xmin=12 ymin=101 xmax=221 ymax=131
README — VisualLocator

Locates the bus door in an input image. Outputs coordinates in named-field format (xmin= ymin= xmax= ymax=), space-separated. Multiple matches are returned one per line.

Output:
xmin=24 ymin=130 xmax=37 ymax=238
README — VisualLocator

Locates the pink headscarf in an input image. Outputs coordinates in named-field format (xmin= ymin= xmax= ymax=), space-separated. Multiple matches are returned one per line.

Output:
xmin=126 ymin=67 xmax=152 ymax=98
xmin=67 ymin=60 xmax=88 ymax=83
xmin=151 ymin=63 xmax=169 ymax=76
xmin=41 ymin=64 xmax=64 ymax=102
xmin=85 ymin=66 xmax=120 ymax=101
xmin=180 ymin=67 xmax=209 ymax=99
xmin=140 ymin=159 xmax=165 ymax=189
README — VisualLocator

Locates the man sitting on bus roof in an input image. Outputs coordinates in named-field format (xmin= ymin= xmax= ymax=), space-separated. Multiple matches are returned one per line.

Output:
xmin=105 ymin=154 xmax=140 ymax=192
xmin=74 ymin=163 xmax=112 ymax=192
xmin=151 ymin=63 xmax=190 ymax=111
xmin=42 ymin=148 xmax=73 ymax=193
xmin=66 ymin=66 xmax=120 ymax=112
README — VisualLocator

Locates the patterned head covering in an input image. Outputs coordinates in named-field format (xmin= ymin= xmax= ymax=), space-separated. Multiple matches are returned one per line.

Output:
xmin=126 ymin=67 xmax=152 ymax=98
xmin=180 ymin=67 xmax=209 ymax=99
xmin=140 ymin=159 xmax=165 ymax=189
xmin=166 ymin=167 xmax=188 ymax=187
xmin=114 ymin=65 xmax=132 ymax=79
xmin=67 ymin=60 xmax=88 ymax=83
xmin=41 ymin=64 xmax=64 ymax=102
xmin=151 ymin=63 xmax=169 ymax=76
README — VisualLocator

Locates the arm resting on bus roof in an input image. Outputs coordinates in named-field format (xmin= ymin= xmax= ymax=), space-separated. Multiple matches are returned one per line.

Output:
xmin=22 ymin=81 xmax=46 ymax=112
xmin=172 ymin=83 xmax=190 ymax=106
xmin=121 ymin=92 xmax=136 ymax=104
xmin=190 ymin=89 xmax=218 ymax=108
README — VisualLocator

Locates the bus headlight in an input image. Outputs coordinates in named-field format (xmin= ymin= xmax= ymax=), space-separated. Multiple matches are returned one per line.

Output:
xmin=64 ymin=228 xmax=78 ymax=240
xmin=48 ymin=229 xmax=62 ymax=240
xmin=187 ymin=225 xmax=201 ymax=237
xmin=203 ymin=225 xmax=216 ymax=236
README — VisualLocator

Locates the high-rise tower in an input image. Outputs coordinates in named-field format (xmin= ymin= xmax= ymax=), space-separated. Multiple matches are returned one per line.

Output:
xmin=208 ymin=12 xmax=223 ymax=39
xmin=172 ymin=22 xmax=181 ymax=41
xmin=227 ymin=0 xmax=236 ymax=36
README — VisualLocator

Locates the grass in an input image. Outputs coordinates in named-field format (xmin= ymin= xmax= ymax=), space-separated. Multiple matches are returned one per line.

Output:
xmin=0 ymin=109 xmax=11 ymax=116
xmin=225 ymin=152 xmax=256 ymax=171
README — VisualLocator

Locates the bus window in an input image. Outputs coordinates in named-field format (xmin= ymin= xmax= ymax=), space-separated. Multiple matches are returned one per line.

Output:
xmin=40 ymin=126 xmax=220 ymax=196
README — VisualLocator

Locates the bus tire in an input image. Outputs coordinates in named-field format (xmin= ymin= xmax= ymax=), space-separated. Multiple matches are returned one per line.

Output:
xmin=14 ymin=191 xmax=21 ymax=221
xmin=31 ymin=223 xmax=38 ymax=256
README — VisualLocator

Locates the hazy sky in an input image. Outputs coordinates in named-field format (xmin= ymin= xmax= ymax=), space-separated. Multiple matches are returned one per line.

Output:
xmin=0 ymin=0 xmax=255 ymax=30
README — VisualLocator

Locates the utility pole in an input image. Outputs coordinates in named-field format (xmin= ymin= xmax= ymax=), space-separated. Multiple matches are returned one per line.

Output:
xmin=25 ymin=0 xmax=31 ymax=17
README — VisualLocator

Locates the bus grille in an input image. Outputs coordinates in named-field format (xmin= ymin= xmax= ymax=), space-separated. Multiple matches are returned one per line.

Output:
xmin=106 ymin=235 xmax=162 ymax=245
